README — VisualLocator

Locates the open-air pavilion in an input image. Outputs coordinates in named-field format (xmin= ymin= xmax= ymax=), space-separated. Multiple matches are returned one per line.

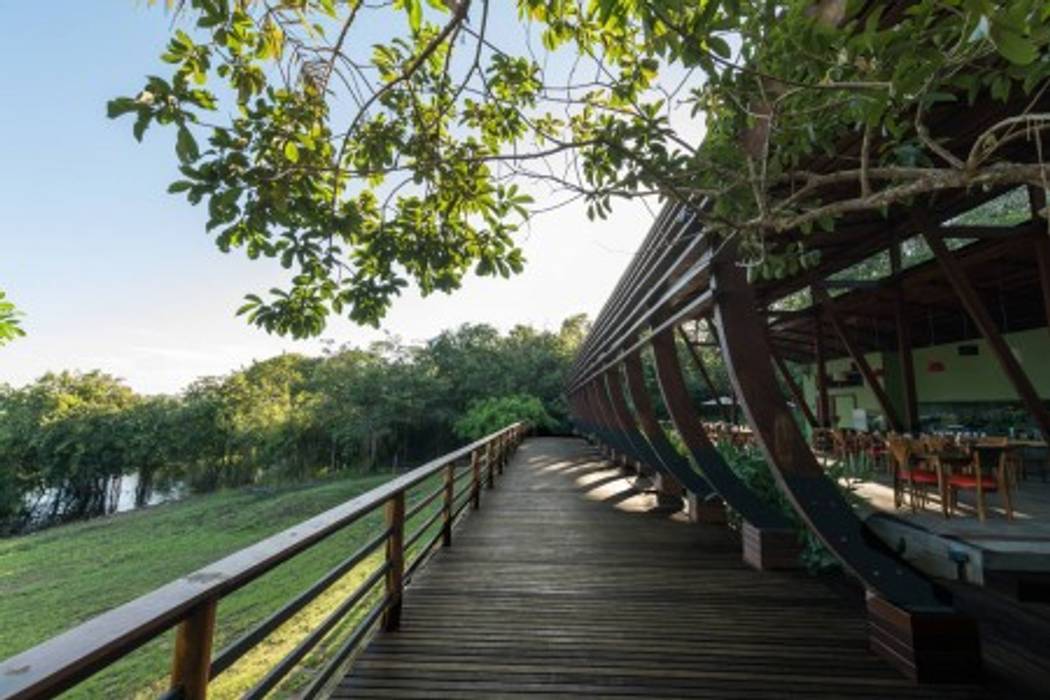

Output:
xmin=564 ymin=54 xmax=1050 ymax=692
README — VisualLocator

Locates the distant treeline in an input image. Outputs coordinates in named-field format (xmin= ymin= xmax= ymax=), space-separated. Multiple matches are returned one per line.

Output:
xmin=0 ymin=317 xmax=588 ymax=533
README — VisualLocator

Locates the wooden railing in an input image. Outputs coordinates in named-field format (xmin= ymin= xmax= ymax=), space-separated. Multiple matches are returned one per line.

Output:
xmin=0 ymin=423 xmax=527 ymax=700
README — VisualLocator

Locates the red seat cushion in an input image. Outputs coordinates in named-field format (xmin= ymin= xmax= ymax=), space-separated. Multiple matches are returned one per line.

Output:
xmin=900 ymin=469 xmax=939 ymax=484
xmin=948 ymin=474 xmax=998 ymax=490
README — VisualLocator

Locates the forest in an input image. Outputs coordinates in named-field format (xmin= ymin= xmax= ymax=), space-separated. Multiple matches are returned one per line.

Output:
xmin=0 ymin=316 xmax=591 ymax=534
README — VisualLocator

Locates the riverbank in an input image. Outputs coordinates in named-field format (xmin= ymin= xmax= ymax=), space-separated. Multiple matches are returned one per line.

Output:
xmin=0 ymin=469 xmax=401 ymax=698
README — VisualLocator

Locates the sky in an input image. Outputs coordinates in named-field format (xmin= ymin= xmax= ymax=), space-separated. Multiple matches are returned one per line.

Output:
xmin=0 ymin=3 xmax=691 ymax=395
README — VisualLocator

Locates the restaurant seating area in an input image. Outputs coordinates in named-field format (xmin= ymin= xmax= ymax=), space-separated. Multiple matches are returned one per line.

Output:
xmin=814 ymin=427 xmax=1048 ymax=522
xmin=707 ymin=422 xmax=1049 ymax=525
xmin=704 ymin=421 xmax=1050 ymax=592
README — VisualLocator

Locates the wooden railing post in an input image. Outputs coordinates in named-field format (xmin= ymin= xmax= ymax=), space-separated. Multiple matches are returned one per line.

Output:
xmin=382 ymin=491 xmax=405 ymax=632
xmin=442 ymin=462 xmax=454 ymax=547
xmin=486 ymin=440 xmax=496 ymax=489
xmin=471 ymin=450 xmax=481 ymax=510
xmin=498 ymin=433 xmax=506 ymax=474
xmin=170 ymin=597 xmax=218 ymax=700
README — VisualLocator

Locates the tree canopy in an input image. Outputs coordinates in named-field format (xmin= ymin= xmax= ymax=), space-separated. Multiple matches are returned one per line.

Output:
xmin=111 ymin=0 xmax=1050 ymax=336
xmin=0 ymin=316 xmax=587 ymax=533
xmin=0 ymin=291 xmax=24 ymax=346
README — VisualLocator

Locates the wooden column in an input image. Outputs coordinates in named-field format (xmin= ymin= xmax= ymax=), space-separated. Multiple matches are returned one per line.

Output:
xmin=382 ymin=491 xmax=405 ymax=632
xmin=678 ymin=325 xmax=732 ymax=423
xmin=1030 ymin=186 xmax=1050 ymax=339
xmin=1037 ymin=238 xmax=1050 ymax=337
xmin=813 ymin=303 xmax=831 ymax=428
xmin=770 ymin=350 xmax=819 ymax=429
xmin=891 ymin=242 xmax=919 ymax=434
xmin=814 ymin=286 xmax=903 ymax=432
xmin=925 ymin=233 xmax=1050 ymax=444
xmin=171 ymin=598 xmax=217 ymax=700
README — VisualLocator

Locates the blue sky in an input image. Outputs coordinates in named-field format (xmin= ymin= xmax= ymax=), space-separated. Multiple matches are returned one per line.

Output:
xmin=0 ymin=3 xmax=679 ymax=394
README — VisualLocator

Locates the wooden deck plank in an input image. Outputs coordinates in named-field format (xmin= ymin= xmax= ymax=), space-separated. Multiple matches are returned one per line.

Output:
xmin=337 ymin=437 xmax=992 ymax=699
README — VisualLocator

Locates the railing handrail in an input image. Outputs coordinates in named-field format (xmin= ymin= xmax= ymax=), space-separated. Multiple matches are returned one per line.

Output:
xmin=0 ymin=422 xmax=525 ymax=700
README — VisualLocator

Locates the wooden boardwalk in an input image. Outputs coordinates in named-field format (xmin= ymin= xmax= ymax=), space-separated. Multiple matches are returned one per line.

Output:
xmin=338 ymin=437 xmax=988 ymax=699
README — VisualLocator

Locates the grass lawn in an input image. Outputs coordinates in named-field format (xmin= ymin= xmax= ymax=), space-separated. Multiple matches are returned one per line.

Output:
xmin=0 ymin=468 xmax=450 ymax=698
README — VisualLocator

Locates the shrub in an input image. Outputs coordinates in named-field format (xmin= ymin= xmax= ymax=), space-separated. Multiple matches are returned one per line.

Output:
xmin=454 ymin=394 xmax=555 ymax=441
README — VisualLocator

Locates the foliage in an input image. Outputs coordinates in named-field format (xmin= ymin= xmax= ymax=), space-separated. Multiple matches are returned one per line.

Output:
xmin=948 ymin=185 xmax=1034 ymax=227
xmin=0 ymin=371 xmax=138 ymax=529
xmin=454 ymin=394 xmax=555 ymax=440
xmin=0 ymin=317 xmax=586 ymax=533
xmin=112 ymin=1 xmax=1050 ymax=335
xmin=717 ymin=439 xmax=871 ymax=573
xmin=0 ymin=290 xmax=25 ymax=346
xmin=662 ymin=417 xmax=871 ymax=573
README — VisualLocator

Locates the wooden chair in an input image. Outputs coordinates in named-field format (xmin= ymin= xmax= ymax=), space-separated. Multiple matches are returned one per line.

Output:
xmin=887 ymin=437 xmax=939 ymax=511
xmin=858 ymin=432 xmax=888 ymax=473
xmin=922 ymin=434 xmax=950 ymax=455
xmin=946 ymin=438 xmax=1015 ymax=522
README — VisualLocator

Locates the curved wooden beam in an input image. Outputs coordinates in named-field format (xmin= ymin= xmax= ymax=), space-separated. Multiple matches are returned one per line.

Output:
xmin=569 ymin=389 xmax=603 ymax=451
xmin=600 ymin=370 xmax=671 ymax=476
xmin=582 ymin=381 xmax=637 ymax=468
xmin=619 ymin=353 xmax=715 ymax=499
xmin=591 ymin=375 xmax=654 ymax=472
xmin=709 ymin=250 xmax=944 ymax=608
xmin=648 ymin=324 xmax=788 ymax=531
xmin=601 ymin=368 xmax=684 ymax=495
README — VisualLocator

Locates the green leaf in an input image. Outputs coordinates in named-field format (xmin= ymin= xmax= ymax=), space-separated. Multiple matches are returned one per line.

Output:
xmin=106 ymin=98 xmax=138 ymax=119
xmin=989 ymin=24 xmax=1038 ymax=65
xmin=132 ymin=112 xmax=151 ymax=142
xmin=175 ymin=126 xmax=200 ymax=163
xmin=706 ymin=36 xmax=732 ymax=59
xmin=284 ymin=141 xmax=299 ymax=163
xmin=406 ymin=0 xmax=423 ymax=32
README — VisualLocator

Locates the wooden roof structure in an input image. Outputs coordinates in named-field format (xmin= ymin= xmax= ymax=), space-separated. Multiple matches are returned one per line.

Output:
xmin=767 ymin=222 xmax=1050 ymax=363
xmin=565 ymin=2 xmax=1050 ymax=681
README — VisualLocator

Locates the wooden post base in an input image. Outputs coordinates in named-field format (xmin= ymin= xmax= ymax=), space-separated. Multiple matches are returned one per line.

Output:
xmin=866 ymin=593 xmax=981 ymax=682
xmin=652 ymin=472 xmax=684 ymax=496
xmin=686 ymin=494 xmax=726 ymax=524
xmin=741 ymin=521 xmax=802 ymax=571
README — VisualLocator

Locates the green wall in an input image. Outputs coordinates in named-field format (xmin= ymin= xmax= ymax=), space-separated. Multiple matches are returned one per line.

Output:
xmin=800 ymin=328 xmax=1050 ymax=429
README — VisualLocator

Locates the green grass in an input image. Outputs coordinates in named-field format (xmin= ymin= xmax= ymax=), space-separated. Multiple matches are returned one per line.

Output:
xmin=0 ymin=468 xmax=451 ymax=699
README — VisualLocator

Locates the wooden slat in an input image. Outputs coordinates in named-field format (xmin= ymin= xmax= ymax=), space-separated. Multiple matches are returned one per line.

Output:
xmin=338 ymin=438 xmax=990 ymax=699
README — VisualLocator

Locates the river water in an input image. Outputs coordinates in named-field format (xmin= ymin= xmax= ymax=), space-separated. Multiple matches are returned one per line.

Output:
xmin=18 ymin=472 xmax=186 ymax=533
